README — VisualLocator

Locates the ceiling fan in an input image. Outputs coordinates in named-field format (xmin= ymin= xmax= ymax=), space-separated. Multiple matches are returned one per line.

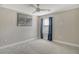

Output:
xmin=29 ymin=4 xmax=50 ymax=13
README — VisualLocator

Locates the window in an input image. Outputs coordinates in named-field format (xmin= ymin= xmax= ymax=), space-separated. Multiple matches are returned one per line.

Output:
xmin=43 ymin=18 xmax=49 ymax=26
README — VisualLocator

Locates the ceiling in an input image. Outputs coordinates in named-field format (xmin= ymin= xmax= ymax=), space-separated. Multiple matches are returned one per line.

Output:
xmin=1 ymin=4 xmax=79 ymax=16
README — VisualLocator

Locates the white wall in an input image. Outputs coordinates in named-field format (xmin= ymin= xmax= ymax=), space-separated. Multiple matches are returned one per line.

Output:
xmin=0 ymin=7 xmax=37 ymax=46
xmin=32 ymin=16 xmax=39 ymax=38
xmin=40 ymin=8 xmax=79 ymax=45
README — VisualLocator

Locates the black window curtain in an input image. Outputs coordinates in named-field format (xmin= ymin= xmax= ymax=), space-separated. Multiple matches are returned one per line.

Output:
xmin=48 ymin=17 xmax=53 ymax=41
xmin=40 ymin=18 xmax=43 ymax=39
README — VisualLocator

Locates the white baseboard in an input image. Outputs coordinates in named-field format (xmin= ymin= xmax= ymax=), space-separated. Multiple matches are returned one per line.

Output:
xmin=0 ymin=38 xmax=35 ymax=49
xmin=53 ymin=40 xmax=79 ymax=48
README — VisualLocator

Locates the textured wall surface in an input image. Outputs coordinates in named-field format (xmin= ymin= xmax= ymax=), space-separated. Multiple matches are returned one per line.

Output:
xmin=0 ymin=7 xmax=37 ymax=46
xmin=40 ymin=8 xmax=79 ymax=45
